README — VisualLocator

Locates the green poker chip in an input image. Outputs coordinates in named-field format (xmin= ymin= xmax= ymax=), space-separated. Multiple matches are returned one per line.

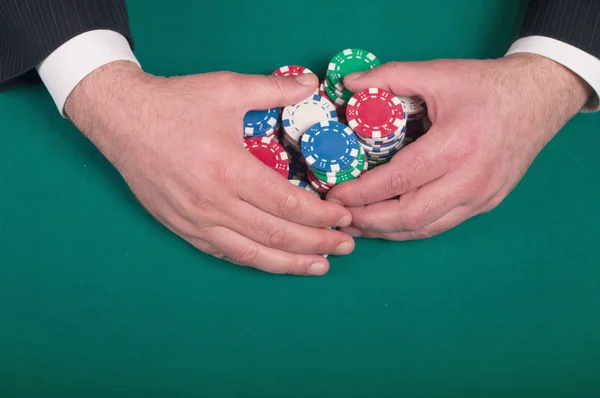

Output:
xmin=311 ymin=146 xmax=367 ymax=185
xmin=327 ymin=48 xmax=381 ymax=91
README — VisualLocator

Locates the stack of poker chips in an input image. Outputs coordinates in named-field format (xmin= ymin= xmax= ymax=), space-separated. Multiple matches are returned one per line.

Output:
xmin=398 ymin=96 xmax=428 ymax=144
xmin=243 ymin=107 xmax=281 ymax=141
xmin=243 ymin=137 xmax=289 ymax=178
xmin=301 ymin=120 xmax=367 ymax=195
xmin=346 ymin=88 xmax=407 ymax=169
xmin=281 ymin=92 xmax=339 ymax=181
xmin=323 ymin=49 xmax=381 ymax=109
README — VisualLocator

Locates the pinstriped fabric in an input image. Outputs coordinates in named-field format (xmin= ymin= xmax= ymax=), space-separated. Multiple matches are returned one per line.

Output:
xmin=0 ymin=0 xmax=132 ymax=88
xmin=521 ymin=0 xmax=600 ymax=58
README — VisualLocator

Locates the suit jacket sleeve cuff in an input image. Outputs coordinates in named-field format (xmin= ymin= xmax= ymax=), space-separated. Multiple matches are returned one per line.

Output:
xmin=36 ymin=30 xmax=141 ymax=118
xmin=506 ymin=36 xmax=600 ymax=112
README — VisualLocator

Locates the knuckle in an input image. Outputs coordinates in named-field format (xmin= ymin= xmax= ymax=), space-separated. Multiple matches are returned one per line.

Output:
xmin=194 ymin=240 xmax=225 ymax=259
xmin=468 ymin=172 xmax=491 ymax=193
xmin=283 ymin=256 xmax=304 ymax=275
xmin=276 ymin=192 xmax=299 ymax=218
xmin=211 ymin=164 xmax=237 ymax=191
xmin=482 ymin=195 xmax=504 ymax=213
xmin=229 ymin=243 xmax=259 ymax=266
xmin=213 ymin=71 xmax=237 ymax=85
xmin=382 ymin=61 xmax=401 ymax=74
xmin=316 ymin=230 xmax=339 ymax=254
xmin=387 ymin=171 xmax=409 ymax=197
xmin=401 ymin=212 xmax=429 ymax=231
xmin=265 ymin=226 xmax=290 ymax=248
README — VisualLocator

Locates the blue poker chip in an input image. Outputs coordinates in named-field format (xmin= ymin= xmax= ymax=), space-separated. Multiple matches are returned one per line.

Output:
xmin=301 ymin=121 xmax=360 ymax=173
xmin=244 ymin=108 xmax=281 ymax=136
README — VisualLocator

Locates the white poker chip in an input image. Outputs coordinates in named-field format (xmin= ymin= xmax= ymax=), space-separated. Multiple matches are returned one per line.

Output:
xmin=282 ymin=94 xmax=339 ymax=145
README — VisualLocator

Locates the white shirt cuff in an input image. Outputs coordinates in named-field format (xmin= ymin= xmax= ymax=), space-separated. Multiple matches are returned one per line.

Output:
xmin=36 ymin=30 xmax=141 ymax=117
xmin=506 ymin=36 xmax=600 ymax=112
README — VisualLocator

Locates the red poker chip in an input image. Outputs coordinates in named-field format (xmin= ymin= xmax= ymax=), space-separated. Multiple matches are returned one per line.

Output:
xmin=272 ymin=65 xmax=313 ymax=77
xmin=243 ymin=137 xmax=289 ymax=178
xmin=307 ymin=168 xmax=334 ymax=191
xmin=346 ymin=88 xmax=406 ymax=139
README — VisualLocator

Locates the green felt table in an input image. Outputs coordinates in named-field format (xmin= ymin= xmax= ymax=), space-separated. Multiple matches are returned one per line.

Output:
xmin=1 ymin=1 xmax=600 ymax=396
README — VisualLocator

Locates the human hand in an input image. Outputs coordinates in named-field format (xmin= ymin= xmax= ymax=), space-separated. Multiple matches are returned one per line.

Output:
xmin=328 ymin=54 xmax=592 ymax=240
xmin=65 ymin=61 xmax=355 ymax=275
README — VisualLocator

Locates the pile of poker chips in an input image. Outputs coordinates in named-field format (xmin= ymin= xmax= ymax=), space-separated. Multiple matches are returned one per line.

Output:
xmin=280 ymin=92 xmax=339 ymax=181
xmin=346 ymin=88 xmax=407 ymax=169
xmin=242 ymin=49 xmax=433 ymax=196
xmin=300 ymin=120 xmax=366 ymax=195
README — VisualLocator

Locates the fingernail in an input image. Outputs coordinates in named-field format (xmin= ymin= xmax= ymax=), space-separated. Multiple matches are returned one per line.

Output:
xmin=335 ymin=215 xmax=352 ymax=227
xmin=295 ymin=74 xmax=316 ymax=86
xmin=307 ymin=262 xmax=327 ymax=276
xmin=334 ymin=241 xmax=354 ymax=255
xmin=345 ymin=72 xmax=364 ymax=82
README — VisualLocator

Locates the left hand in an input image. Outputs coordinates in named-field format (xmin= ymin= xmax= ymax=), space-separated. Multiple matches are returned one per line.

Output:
xmin=327 ymin=54 xmax=592 ymax=240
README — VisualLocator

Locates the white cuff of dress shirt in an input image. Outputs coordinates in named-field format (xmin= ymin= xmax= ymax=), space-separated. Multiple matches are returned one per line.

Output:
xmin=506 ymin=36 xmax=600 ymax=112
xmin=37 ymin=29 xmax=141 ymax=118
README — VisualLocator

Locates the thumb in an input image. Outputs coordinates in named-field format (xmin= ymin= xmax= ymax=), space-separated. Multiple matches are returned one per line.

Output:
xmin=238 ymin=73 xmax=319 ymax=110
xmin=343 ymin=61 xmax=434 ymax=98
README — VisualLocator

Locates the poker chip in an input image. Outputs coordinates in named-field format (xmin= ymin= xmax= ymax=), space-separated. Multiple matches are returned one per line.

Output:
xmin=243 ymin=137 xmax=289 ymax=178
xmin=301 ymin=120 xmax=360 ymax=173
xmin=311 ymin=146 xmax=366 ymax=185
xmin=244 ymin=108 xmax=281 ymax=138
xmin=272 ymin=65 xmax=314 ymax=77
xmin=319 ymin=81 xmax=345 ymax=120
xmin=323 ymin=78 xmax=350 ymax=107
xmin=327 ymin=49 xmax=381 ymax=91
xmin=282 ymin=94 xmax=338 ymax=146
xmin=307 ymin=168 xmax=331 ymax=193
xmin=346 ymin=88 xmax=406 ymax=140
xmin=345 ymin=88 xmax=408 ymax=165
xmin=397 ymin=96 xmax=426 ymax=119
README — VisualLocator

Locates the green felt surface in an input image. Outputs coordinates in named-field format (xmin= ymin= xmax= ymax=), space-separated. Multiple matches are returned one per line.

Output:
xmin=1 ymin=1 xmax=600 ymax=397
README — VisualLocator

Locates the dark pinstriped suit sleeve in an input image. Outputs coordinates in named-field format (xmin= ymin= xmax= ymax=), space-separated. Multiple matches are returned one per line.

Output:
xmin=520 ymin=0 xmax=600 ymax=58
xmin=0 ymin=0 xmax=132 ymax=88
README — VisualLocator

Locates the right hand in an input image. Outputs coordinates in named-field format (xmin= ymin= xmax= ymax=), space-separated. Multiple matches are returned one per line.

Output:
xmin=64 ymin=61 xmax=355 ymax=276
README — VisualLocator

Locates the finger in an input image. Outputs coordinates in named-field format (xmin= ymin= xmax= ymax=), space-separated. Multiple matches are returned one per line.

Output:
xmin=342 ymin=206 xmax=471 ymax=241
xmin=189 ymin=226 xmax=331 ymax=276
xmin=345 ymin=172 xmax=467 ymax=233
xmin=225 ymin=200 xmax=355 ymax=255
xmin=238 ymin=156 xmax=353 ymax=228
xmin=326 ymin=131 xmax=449 ymax=206
xmin=235 ymin=73 xmax=319 ymax=110
xmin=343 ymin=61 xmax=438 ymax=99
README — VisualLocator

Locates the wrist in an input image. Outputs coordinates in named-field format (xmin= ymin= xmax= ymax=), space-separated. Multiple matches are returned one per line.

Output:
xmin=504 ymin=53 xmax=592 ymax=119
xmin=65 ymin=61 xmax=154 ymax=165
